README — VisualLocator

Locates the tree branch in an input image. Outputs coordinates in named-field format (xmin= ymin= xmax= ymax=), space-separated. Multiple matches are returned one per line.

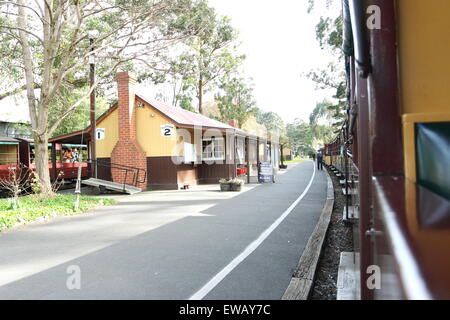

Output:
xmin=0 ymin=83 xmax=41 ymax=101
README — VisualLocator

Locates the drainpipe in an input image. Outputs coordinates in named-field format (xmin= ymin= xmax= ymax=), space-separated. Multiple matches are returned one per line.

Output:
xmin=349 ymin=0 xmax=371 ymax=78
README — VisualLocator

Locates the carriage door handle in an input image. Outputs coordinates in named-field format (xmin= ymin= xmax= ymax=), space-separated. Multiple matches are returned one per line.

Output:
xmin=365 ymin=228 xmax=383 ymax=237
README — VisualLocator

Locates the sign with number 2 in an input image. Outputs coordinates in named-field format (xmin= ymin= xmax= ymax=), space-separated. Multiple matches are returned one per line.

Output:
xmin=160 ymin=124 xmax=174 ymax=137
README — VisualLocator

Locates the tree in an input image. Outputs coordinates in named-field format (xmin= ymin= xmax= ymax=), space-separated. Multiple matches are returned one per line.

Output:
xmin=147 ymin=0 xmax=244 ymax=113
xmin=305 ymin=0 xmax=346 ymax=130
xmin=48 ymin=88 xmax=111 ymax=137
xmin=309 ymin=99 xmax=344 ymax=129
xmin=0 ymin=0 xmax=202 ymax=194
xmin=286 ymin=120 xmax=315 ymax=157
xmin=252 ymin=107 xmax=285 ymax=135
xmin=215 ymin=76 xmax=255 ymax=128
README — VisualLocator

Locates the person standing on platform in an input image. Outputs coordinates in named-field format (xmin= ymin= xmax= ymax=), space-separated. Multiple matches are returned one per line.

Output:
xmin=316 ymin=151 xmax=323 ymax=171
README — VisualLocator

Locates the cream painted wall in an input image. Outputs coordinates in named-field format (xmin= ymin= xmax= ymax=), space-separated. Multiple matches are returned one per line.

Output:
xmin=136 ymin=104 xmax=178 ymax=157
xmin=397 ymin=0 xmax=450 ymax=115
xmin=95 ymin=108 xmax=119 ymax=158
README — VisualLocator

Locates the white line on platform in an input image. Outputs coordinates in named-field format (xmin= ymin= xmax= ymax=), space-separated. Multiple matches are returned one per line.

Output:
xmin=189 ymin=160 xmax=317 ymax=300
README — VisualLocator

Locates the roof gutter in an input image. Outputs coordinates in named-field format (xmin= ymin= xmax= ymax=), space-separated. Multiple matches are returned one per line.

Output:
xmin=342 ymin=0 xmax=354 ymax=57
xmin=348 ymin=0 xmax=372 ymax=78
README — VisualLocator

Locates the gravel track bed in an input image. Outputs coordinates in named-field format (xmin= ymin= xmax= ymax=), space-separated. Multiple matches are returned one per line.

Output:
xmin=309 ymin=166 xmax=354 ymax=300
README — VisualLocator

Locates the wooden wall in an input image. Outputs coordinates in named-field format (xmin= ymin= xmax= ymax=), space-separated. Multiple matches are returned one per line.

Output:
xmin=136 ymin=100 xmax=178 ymax=157
xmin=397 ymin=0 xmax=450 ymax=115
xmin=198 ymin=163 xmax=234 ymax=184
xmin=146 ymin=156 xmax=179 ymax=190
xmin=96 ymin=108 xmax=119 ymax=158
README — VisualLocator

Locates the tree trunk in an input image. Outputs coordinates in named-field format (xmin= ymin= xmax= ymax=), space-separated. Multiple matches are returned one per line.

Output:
xmin=198 ymin=76 xmax=203 ymax=115
xmin=33 ymin=133 xmax=53 ymax=195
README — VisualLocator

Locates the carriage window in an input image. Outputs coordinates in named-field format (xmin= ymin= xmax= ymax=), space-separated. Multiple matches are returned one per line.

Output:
xmin=0 ymin=144 xmax=18 ymax=165
xmin=416 ymin=122 xmax=450 ymax=200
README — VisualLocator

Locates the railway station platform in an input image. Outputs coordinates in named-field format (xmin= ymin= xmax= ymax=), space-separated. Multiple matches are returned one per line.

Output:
xmin=0 ymin=161 xmax=329 ymax=299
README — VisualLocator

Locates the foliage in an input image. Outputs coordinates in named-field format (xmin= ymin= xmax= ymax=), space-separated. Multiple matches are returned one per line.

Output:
xmin=283 ymin=158 xmax=305 ymax=164
xmin=215 ymin=76 xmax=255 ymax=128
xmin=252 ymin=107 xmax=285 ymax=136
xmin=286 ymin=117 xmax=334 ymax=158
xmin=228 ymin=178 xmax=243 ymax=185
xmin=286 ymin=120 xmax=315 ymax=157
xmin=49 ymin=88 xmax=111 ymax=137
xmin=145 ymin=0 xmax=244 ymax=113
xmin=0 ymin=165 xmax=31 ymax=209
xmin=309 ymin=99 xmax=344 ymax=129
xmin=305 ymin=0 xmax=346 ymax=131
xmin=0 ymin=0 xmax=206 ymax=193
xmin=315 ymin=15 xmax=343 ymax=54
xmin=7 ymin=123 xmax=32 ymax=139
xmin=0 ymin=194 xmax=116 ymax=231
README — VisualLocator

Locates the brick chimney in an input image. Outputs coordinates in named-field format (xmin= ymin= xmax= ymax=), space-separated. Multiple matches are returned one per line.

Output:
xmin=228 ymin=119 xmax=238 ymax=128
xmin=111 ymin=71 xmax=147 ymax=189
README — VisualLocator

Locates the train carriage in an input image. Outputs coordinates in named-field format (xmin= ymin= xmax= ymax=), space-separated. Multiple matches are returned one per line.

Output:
xmin=0 ymin=136 xmax=20 ymax=180
xmin=322 ymin=0 xmax=450 ymax=299
xmin=0 ymin=136 xmax=90 ymax=187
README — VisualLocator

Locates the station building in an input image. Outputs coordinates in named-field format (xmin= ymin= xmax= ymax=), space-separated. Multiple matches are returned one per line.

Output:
xmin=50 ymin=72 xmax=280 ymax=190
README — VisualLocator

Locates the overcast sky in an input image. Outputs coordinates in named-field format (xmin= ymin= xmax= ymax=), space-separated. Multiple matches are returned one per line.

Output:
xmin=2 ymin=1 xmax=339 ymax=126
xmin=208 ymin=0 xmax=338 ymax=123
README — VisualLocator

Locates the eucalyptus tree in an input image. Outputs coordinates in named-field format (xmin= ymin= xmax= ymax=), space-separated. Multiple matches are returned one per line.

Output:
xmin=305 ymin=0 xmax=346 ymax=129
xmin=149 ymin=0 xmax=244 ymax=114
xmin=215 ymin=76 xmax=255 ymax=129
xmin=286 ymin=120 xmax=315 ymax=157
xmin=252 ymin=107 xmax=285 ymax=136
xmin=0 ymin=0 xmax=201 ymax=194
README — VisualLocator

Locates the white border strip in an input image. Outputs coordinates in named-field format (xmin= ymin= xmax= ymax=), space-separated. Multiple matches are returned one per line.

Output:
xmin=373 ymin=179 xmax=432 ymax=300
xmin=189 ymin=161 xmax=317 ymax=300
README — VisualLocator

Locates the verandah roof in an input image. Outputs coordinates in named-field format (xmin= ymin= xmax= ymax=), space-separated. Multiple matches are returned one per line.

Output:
xmin=50 ymin=93 xmax=277 ymax=144
xmin=0 ymin=136 xmax=19 ymax=145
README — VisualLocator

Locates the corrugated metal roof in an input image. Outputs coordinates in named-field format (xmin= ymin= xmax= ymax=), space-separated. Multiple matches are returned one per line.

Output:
xmin=137 ymin=94 xmax=235 ymax=130
xmin=0 ymin=136 xmax=19 ymax=143
xmin=51 ymin=93 xmax=276 ymax=143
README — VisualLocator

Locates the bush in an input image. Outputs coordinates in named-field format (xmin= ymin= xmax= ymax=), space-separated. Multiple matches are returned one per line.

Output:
xmin=228 ymin=179 xmax=243 ymax=185
xmin=0 ymin=194 xmax=116 ymax=231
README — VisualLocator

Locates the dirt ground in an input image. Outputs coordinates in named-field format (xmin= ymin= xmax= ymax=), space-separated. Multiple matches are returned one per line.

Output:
xmin=309 ymin=166 xmax=354 ymax=300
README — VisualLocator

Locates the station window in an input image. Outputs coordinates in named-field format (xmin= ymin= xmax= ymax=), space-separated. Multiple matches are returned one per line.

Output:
xmin=235 ymin=137 xmax=245 ymax=164
xmin=202 ymin=137 xmax=225 ymax=161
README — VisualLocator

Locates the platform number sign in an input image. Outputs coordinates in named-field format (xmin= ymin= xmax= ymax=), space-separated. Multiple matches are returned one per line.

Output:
xmin=161 ymin=124 xmax=175 ymax=137
xmin=96 ymin=128 xmax=105 ymax=140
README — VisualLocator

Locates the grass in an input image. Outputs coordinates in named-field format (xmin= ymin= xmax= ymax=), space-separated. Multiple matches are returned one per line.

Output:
xmin=283 ymin=158 xmax=305 ymax=164
xmin=0 ymin=194 xmax=116 ymax=231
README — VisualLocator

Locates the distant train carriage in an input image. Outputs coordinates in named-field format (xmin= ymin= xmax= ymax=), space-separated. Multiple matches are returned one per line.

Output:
xmin=0 ymin=136 xmax=20 ymax=180
xmin=0 ymin=136 xmax=89 ymax=186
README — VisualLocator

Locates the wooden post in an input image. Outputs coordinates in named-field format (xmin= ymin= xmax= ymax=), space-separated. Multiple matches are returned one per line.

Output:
xmin=233 ymin=132 xmax=238 ymax=178
xmin=74 ymin=151 xmax=83 ymax=211
xmin=245 ymin=136 xmax=250 ymax=184
xmin=89 ymin=37 xmax=97 ymax=178
xmin=51 ymin=143 xmax=57 ymax=181
xmin=256 ymin=137 xmax=260 ymax=182
xmin=256 ymin=137 xmax=259 ymax=164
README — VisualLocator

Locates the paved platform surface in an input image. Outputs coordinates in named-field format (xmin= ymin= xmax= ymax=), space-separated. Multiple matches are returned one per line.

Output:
xmin=0 ymin=161 xmax=327 ymax=299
